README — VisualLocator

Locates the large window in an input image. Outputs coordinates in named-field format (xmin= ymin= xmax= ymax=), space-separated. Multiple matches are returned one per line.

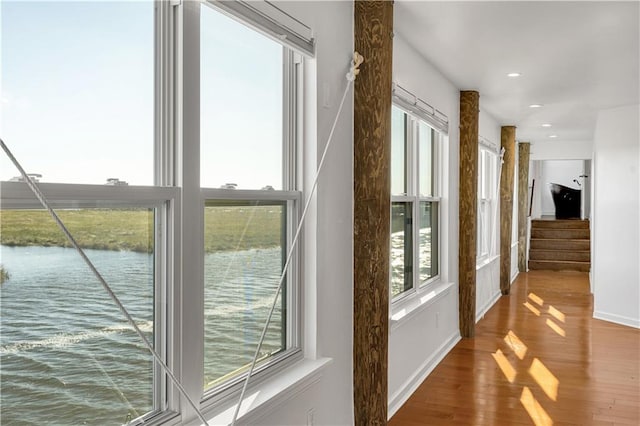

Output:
xmin=0 ymin=201 xmax=172 ymax=425
xmin=200 ymin=2 xmax=302 ymax=399
xmin=477 ymin=145 xmax=499 ymax=262
xmin=0 ymin=1 xmax=164 ymax=424
xmin=391 ymin=106 xmax=441 ymax=300
xmin=0 ymin=0 xmax=307 ymax=424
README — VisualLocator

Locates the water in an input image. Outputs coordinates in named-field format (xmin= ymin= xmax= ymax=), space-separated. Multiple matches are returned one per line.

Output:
xmin=0 ymin=245 xmax=283 ymax=425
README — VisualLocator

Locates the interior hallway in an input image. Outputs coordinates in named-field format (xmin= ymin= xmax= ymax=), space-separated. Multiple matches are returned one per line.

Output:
xmin=389 ymin=270 xmax=640 ymax=425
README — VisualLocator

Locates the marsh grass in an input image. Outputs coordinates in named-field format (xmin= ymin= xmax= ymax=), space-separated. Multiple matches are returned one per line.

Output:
xmin=0 ymin=206 xmax=281 ymax=253
xmin=0 ymin=209 xmax=154 ymax=253
xmin=204 ymin=205 xmax=281 ymax=252
xmin=0 ymin=265 xmax=9 ymax=284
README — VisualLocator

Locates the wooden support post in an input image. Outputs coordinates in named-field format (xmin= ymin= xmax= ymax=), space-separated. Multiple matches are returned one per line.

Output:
xmin=500 ymin=126 xmax=517 ymax=295
xmin=353 ymin=1 xmax=393 ymax=425
xmin=517 ymin=142 xmax=531 ymax=272
xmin=458 ymin=90 xmax=479 ymax=338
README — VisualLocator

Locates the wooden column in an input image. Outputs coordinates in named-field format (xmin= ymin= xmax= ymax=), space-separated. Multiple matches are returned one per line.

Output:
xmin=353 ymin=2 xmax=393 ymax=425
xmin=517 ymin=142 xmax=531 ymax=272
xmin=500 ymin=126 xmax=517 ymax=295
xmin=458 ymin=91 xmax=479 ymax=338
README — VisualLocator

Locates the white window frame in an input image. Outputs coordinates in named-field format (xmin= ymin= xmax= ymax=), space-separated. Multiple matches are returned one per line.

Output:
xmin=0 ymin=182 xmax=181 ymax=425
xmin=0 ymin=0 xmax=310 ymax=423
xmin=181 ymin=0 xmax=306 ymax=417
xmin=477 ymin=140 xmax=500 ymax=264
xmin=390 ymin=105 xmax=442 ymax=303
xmin=199 ymin=190 xmax=304 ymax=407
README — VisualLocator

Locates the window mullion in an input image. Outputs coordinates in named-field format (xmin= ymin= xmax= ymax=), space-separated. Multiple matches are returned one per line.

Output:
xmin=176 ymin=0 xmax=204 ymax=420
xmin=411 ymin=120 xmax=420 ymax=291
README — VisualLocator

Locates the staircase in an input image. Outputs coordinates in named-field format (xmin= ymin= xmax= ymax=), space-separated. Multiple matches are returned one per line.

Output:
xmin=529 ymin=219 xmax=590 ymax=272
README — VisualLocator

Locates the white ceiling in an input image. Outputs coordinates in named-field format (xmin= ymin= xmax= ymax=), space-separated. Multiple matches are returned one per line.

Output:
xmin=394 ymin=1 xmax=640 ymax=145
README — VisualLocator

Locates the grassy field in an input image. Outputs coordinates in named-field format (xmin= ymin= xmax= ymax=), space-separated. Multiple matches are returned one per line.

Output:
xmin=0 ymin=207 xmax=282 ymax=254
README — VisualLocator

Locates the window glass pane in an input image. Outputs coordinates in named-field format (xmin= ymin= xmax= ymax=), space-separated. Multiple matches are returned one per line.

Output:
xmin=481 ymin=201 xmax=491 ymax=256
xmin=477 ymin=204 xmax=483 ymax=255
xmin=419 ymin=201 xmax=438 ymax=282
xmin=203 ymin=201 xmax=286 ymax=390
xmin=418 ymin=122 xmax=434 ymax=197
xmin=478 ymin=200 xmax=487 ymax=257
xmin=200 ymin=6 xmax=283 ymax=190
xmin=477 ymin=150 xmax=484 ymax=256
xmin=391 ymin=107 xmax=407 ymax=196
xmin=391 ymin=202 xmax=413 ymax=297
xmin=478 ymin=150 xmax=485 ymax=198
xmin=0 ymin=1 xmax=154 ymax=185
xmin=0 ymin=208 xmax=156 ymax=424
xmin=488 ymin=153 xmax=496 ymax=199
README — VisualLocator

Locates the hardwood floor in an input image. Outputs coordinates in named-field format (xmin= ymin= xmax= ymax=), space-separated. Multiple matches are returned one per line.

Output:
xmin=389 ymin=270 xmax=640 ymax=425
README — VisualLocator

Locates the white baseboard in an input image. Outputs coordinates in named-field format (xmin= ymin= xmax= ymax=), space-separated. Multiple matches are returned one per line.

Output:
xmin=593 ymin=311 xmax=640 ymax=329
xmin=387 ymin=332 xmax=461 ymax=419
xmin=476 ymin=290 xmax=501 ymax=323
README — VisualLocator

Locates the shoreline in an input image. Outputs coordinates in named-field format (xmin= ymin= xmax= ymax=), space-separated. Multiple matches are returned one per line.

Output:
xmin=1 ymin=207 xmax=282 ymax=254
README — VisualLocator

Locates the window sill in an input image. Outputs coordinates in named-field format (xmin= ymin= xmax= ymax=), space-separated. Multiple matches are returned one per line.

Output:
xmin=476 ymin=254 xmax=500 ymax=270
xmin=193 ymin=357 xmax=332 ymax=426
xmin=389 ymin=281 xmax=455 ymax=331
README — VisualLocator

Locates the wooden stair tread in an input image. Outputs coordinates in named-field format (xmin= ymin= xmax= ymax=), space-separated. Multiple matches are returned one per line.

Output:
xmin=531 ymin=244 xmax=590 ymax=253
xmin=529 ymin=249 xmax=591 ymax=262
xmin=529 ymin=238 xmax=590 ymax=242
xmin=528 ymin=259 xmax=590 ymax=272
xmin=530 ymin=260 xmax=590 ymax=265
xmin=531 ymin=219 xmax=589 ymax=229
xmin=531 ymin=229 xmax=590 ymax=239
xmin=530 ymin=248 xmax=590 ymax=252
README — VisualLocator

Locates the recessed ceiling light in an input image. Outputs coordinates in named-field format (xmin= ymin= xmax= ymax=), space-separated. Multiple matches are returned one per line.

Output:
xmin=549 ymin=135 xmax=558 ymax=138
xmin=542 ymin=123 xmax=552 ymax=128
xmin=507 ymin=72 xmax=522 ymax=77
xmin=529 ymin=104 xmax=543 ymax=108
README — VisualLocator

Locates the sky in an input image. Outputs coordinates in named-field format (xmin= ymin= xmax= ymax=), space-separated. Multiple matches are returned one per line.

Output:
xmin=1 ymin=0 xmax=283 ymax=189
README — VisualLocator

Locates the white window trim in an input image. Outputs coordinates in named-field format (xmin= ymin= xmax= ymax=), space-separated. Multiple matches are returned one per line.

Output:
xmin=1 ymin=0 xmax=320 ymax=423
xmin=390 ymin=105 xmax=443 ymax=305
xmin=0 ymin=182 xmax=181 ymax=424
xmin=476 ymin=140 xmax=500 ymax=266
xmin=181 ymin=0 xmax=313 ymax=423
xmin=204 ymin=0 xmax=315 ymax=57
xmin=199 ymin=189 xmax=304 ymax=405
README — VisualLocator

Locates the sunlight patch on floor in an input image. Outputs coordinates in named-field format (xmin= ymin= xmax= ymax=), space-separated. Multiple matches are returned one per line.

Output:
xmin=529 ymin=358 xmax=559 ymax=401
xmin=546 ymin=318 xmax=566 ymax=337
xmin=548 ymin=305 xmax=565 ymax=323
xmin=524 ymin=301 xmax=541 ymax=316
xmin=492 ymin=349 xmax=517 ymax=383
xmin=504 ymin=330 xmax=528 ymax=360
xmin=520 ymin=386 xmax=554 ymax=426
xmin=528 ymin=292 xmax=544 ymax=307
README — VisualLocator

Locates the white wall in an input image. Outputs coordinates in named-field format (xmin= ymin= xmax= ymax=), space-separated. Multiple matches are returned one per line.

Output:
xmin=387 ymin=32 xmax=461 ymax=417
xmin=247 ymin=2 xmax=355 ymax=425
xmin=592 ymin=104 xmax=640 ymax=329
xmin=480 ymin=110 xmax=501 ymax=145
xmin=476 ymin=259 xmax=500 ymax=321
xmin=529 ymin=160 xmax=543 ymax=219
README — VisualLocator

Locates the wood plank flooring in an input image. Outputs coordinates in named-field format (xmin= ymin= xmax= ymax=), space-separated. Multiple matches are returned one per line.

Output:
xmin=389 ymin=271 xmax=640 ymax=425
